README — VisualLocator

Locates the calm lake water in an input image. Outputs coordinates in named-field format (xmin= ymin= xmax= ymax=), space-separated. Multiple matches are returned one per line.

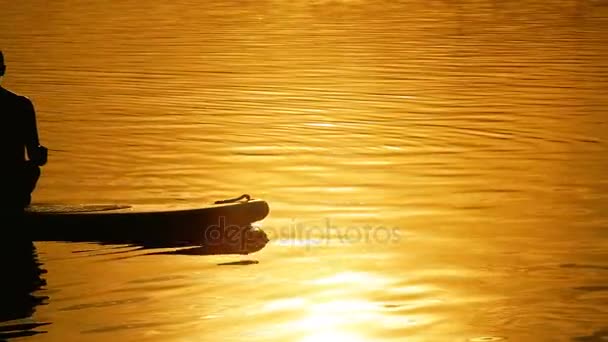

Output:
xmin=1 ymin=0 xmax=608 ymax=341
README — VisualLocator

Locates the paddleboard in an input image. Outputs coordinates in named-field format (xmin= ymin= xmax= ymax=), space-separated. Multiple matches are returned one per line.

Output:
xmin=22 ymin=198 xmax=270 ymax=250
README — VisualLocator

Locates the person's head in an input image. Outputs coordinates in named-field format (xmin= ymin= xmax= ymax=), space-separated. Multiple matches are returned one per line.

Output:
xmin=0 ymin=51 xmax=5 ymax=77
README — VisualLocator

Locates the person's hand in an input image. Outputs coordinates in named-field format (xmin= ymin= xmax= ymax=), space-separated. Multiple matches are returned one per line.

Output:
xmin=31 ymin=145 xmax=48 ymax=166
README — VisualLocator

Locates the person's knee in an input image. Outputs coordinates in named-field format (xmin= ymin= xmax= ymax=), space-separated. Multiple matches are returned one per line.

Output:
xmin=20 ymin=163 xmax=41 ymax=203
xmin=24 ymin=163 xmax=41 ymax=185
xmin=32 ymin=165 xmax=41 ymax=180
xmin=25 ymin=163 xmax=41 ymax=178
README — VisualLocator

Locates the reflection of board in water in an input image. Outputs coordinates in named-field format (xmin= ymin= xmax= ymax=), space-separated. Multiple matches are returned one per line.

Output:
xmin=23 ymin=199 xmax=270 ymax=254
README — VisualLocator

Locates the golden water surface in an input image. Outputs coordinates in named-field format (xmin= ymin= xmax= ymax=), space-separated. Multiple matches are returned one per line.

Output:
xmin=1 ymin=0 xmax=607 ymax=341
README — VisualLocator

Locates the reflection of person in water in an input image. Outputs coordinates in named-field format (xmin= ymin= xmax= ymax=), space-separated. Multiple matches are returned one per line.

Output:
xmin=0 ymin=241 xmax=47 ymax=320
xmin=0 ymin=50 xmax=48 ymax=211
xmin=0 ymin=240 xmax=49 ymax=339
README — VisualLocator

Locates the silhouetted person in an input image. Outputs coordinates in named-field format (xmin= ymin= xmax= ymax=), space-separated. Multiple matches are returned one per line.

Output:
xmin=0 ymin=53 xmax=50 ymax=338
xmin=0 ymin=51 xmax=47 ymax=212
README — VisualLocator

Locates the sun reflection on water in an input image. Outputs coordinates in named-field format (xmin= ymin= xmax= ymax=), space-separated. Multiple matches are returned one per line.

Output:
xmin=309 ymin=271 xmax=389 ymax=287
xmin=299 ymin=330 xmax=368 ymax=342
xmin=293 ymin=300 xmax=375 ymax=342
xmin=261 ymin=271 xmax=434 ymax=341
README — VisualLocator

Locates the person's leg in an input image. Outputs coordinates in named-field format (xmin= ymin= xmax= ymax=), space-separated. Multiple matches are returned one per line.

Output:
xmin=21 ymin=162 xmax=41 ymax=207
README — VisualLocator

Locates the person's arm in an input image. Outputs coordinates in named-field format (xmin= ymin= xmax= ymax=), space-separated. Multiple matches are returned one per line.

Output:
xmin=23 ymin=97 xmax=47 ymax=166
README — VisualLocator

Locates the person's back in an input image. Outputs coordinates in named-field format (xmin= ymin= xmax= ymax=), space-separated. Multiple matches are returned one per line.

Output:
xmin=0 ymin=87 xmax=37 ymax=166
xmin=0 ymin=51 xmax=47 ymax=211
